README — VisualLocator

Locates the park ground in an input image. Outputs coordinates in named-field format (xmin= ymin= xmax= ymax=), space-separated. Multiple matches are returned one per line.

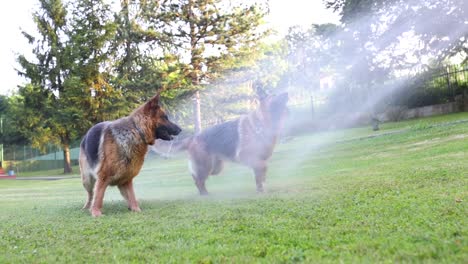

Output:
xmin=0 ymin=113 xmax=467 ymax=263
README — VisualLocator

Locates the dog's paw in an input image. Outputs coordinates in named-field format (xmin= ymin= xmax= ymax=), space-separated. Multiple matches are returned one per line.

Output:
xmin=129 ymin=207 xmax=142 ymax=213
xmin=82 ymin=203 xmax=91 ymax=210
xmin=91 ymin=209 xmax=103 ymax=217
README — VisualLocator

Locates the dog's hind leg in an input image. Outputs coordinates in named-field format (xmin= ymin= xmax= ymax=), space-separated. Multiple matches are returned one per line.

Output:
xmin=90 ymin=178 xmax=110 ymax=217
xmin=118 ymin=183 xmax=130 ymax=208
xmin=189 ymin=160 xmax=210 ymax=195
xmin=188 ymin=146 xmax=212 ymax=195
xmin=253 ymin=161 xmax=267 ymax=193
xmin=118 ymin=180 xmax=141 ymax=212
xmin=211 ymin=158 xmax=224 ymax=175
xmin=80 ymin=155 xmax=95 ymax=210
xmin=193 ymin=173 xmax=209 ymax=195
xmin=81 ymin=175 xmax=95 ymax=210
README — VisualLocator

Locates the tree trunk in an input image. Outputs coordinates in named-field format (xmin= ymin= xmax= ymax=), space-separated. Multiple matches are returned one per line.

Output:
xmin=122 ymin=0 xmax=133 ymax=74
xmin=63 ymin=145 xmax=72 ymax=174
xmin=193 ymin=90 xmax=202 ymax=133
xmin=188 ymin=0 xmax=202 ymax=133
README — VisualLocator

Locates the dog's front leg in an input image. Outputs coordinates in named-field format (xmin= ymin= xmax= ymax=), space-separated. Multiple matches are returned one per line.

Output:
xmin=91 ymin=178 xmax=109 ymax=217
xmin=253 ymin=161 xmax=267 ymax=193
xmin=119 ymin=180 xmax=141 ymax=212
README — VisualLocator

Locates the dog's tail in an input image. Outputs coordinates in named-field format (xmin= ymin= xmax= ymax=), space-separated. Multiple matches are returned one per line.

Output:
xmin=151 ymin=136 xmax=193 ymax=157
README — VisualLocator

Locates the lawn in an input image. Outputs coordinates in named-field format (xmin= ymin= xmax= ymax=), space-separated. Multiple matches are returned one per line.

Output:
xmin=0 ymin=113 xmax=467 ymax=263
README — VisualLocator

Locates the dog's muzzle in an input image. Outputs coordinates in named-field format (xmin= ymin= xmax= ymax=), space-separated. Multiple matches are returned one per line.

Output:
xmin=156 ymin=122 xmax=182 ymax=141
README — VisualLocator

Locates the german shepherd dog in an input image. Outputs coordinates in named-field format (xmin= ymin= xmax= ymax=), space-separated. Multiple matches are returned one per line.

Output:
xmin=160 ymin=92 xmax=289 ymax=195
xmin=79 ymin=94 xmax=181 ymax=217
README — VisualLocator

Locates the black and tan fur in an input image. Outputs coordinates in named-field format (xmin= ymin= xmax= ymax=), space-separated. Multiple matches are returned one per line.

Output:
xmin=159 ymin=92 xmax=289 ymax=195
xmin=79 ymin=94 xmax=181 ymax=217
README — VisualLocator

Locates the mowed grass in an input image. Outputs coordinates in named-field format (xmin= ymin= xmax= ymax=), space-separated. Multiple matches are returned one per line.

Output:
xmin=1 ymin=113 xmax=467 ymax=263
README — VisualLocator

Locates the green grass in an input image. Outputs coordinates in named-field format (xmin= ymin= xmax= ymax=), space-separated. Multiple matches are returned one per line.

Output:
xmin=1 ymin=113 xmax=467 ymax=263
xmin=16 ymin=165 xmax=80 ymax=177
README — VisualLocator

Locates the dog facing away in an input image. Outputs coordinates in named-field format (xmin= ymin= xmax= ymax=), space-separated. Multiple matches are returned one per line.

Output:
xmin=79 ymin=94 xmax=181 ymax=217
xmin=156 ymin=92 xmax=289 ymax=195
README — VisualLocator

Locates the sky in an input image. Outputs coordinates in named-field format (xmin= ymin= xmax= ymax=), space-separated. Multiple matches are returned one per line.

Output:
xmin=0 ymin=0 xmax=340 ymax=96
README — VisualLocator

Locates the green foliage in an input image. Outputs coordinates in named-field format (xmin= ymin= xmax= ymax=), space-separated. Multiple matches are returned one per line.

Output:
xmin=0 ymin=96 xmax=29 ymax=145
xmin=10 ymin=84 xmax=62 ymax=150
xmin=172 ymin=42 xmax=291 ymax=129
xmin=285 ymin=23 xmax=341 ymax=90
xmin=107 ymin=0 xmax=272 ymax=130
xmin=111 ymin=0 xmax=270 ymax=94
xmin=67 ymin=0 xmax=123 ymax=123
xmin=280 ymin=0 xmax=468 ymax=112
xmin=155 ymin=0 xmax=269 ymax=84
xmin=111 ymin=0 xmax=172 ymax=99
xmin=326 ymin=0 xmax=468 ymax=64
xmin=15 ymin=0 xmax=122 ymax=172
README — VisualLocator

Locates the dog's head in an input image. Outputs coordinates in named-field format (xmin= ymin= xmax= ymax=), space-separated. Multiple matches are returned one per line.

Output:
xmin=260 ymin=92 xmax=289 ymax=129
xmin=143 ymin=94 xmax=182 ymax=141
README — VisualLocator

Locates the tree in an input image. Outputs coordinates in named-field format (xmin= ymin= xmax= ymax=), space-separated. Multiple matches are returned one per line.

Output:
xmin=112 ymin=0 xmax=171 ymax=101
xmin=67 ymin=0 xmax=127 ymax=123
xmin=0 ymin=96 xmax=29 ymax=169
xmin=200 ymin=41 xmax=289 ymax=125
xmin=154 ymin=0 xmax=269 ymax=132
xmin=16 ymin=0 xmax=117 ymax=173
xmin=285 ymin=24 xmax=340 ymax=88
xmin=17 ymin=0 xmax=76 ymax=173
xmin=326 ymin=0 xmax=468 ymax=65
xmin=321 ymin=0 xmax=468 ymax=114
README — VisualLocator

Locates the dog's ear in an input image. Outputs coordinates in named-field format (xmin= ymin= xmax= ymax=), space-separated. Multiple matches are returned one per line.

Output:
xmin=144 ymin=93 xmax=160 ymax=112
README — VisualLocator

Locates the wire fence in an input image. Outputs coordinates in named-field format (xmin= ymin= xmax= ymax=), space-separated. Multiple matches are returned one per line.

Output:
xmin=2 ymin=143 xmax=80 ymax=174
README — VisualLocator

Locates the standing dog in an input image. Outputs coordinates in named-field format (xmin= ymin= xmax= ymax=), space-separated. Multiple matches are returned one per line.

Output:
xmin=159 ymin=92 xmax=289 ymax=195
xmin=79 ymin=94 xmax=181 ymax=217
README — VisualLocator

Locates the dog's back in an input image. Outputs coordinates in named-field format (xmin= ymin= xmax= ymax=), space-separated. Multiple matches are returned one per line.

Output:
xmin=198 ymin=119 xmax=240 ymax=160
xmin=80 ymin=121 xmax=109 ymax=169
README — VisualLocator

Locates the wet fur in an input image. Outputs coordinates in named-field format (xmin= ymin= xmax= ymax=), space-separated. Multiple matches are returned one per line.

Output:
xmin=79 ymin=94 xmax=181 ymax=217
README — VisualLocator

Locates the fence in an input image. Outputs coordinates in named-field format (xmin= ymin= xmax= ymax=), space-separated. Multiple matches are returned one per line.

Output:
xmin=396 ymin=64 xmax=468 ymax=108
xmin=2 ymin=143 xmax=80 ymax=174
